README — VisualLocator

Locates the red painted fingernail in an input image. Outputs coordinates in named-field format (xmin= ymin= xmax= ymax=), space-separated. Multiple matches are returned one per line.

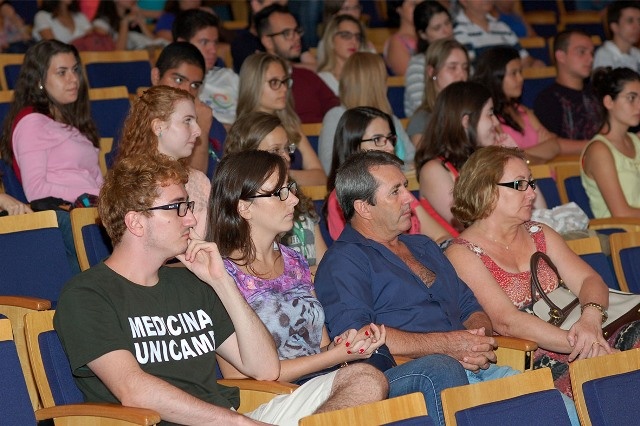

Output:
xmin=336 ymin=337 xmax=342 ymax=343
xmin=359 ymin=348 xmax=365 ymax=354
xmin=345 ymin=342 xmax=350 ymax=347
xmin=365 ymin=330 xmax=370 ymax=336
xmin=347 ymin=350 xmax=352 ymax=354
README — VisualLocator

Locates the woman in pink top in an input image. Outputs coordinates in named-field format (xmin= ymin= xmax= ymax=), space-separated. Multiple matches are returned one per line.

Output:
xmin=473 ymin=46 xmax=561 ymax=164
xmin=384 ymin=0 xmax=422 ymax=76
xmin=326 ymin=106 xmax=451 ymax=244
xmin=0 ymin=40 xmax=102 ymax=203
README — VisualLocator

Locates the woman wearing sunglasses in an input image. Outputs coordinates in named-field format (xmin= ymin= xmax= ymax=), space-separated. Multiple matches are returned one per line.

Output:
xmin=317 ymin=14 xmax=368 ymax=96
xmin=116 ymin=85 xmax=209 ymax=237
xmin=236 ymin=52 xmax=326 ymax=186
xmin=446 ymin=145 xmax=640 ymax=398
xmin=325 ymin=106 xmax=451 ymax=244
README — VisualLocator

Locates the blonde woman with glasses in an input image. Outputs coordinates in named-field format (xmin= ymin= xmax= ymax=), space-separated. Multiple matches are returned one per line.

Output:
xmin=237 ymin=52 xmax=326 ymax=186
xmin=317 ymin=15 xmax=368 ymax=95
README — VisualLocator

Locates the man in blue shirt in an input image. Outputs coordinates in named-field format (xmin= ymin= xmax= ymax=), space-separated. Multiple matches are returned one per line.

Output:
xmin=315 ymin=151 xmax=523 ymax=426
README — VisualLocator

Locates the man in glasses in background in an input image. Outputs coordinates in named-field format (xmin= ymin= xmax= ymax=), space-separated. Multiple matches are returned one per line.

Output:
xmin=55 ymin=155 xmax=386 ymax=425
xmin=256 ymin=4 xmax=339 ymax=123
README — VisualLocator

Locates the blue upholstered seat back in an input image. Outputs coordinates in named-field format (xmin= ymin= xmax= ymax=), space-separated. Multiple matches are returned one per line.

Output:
xmin=583 ymin=369 xmax=640 ymax=426
xmin=0 ymin=227 xmax=72 ymax=301
xmin=0 ymin=338 xmax=37 ymax=423
xmin=564 ymin=176 xmax=594 ymax=219
xmin=620 ymin=247 xmax=640 ymax=293
xmin=81 ymin=224 xmax=113 ymax=267
xmin=39 ymin=330 xmax=84 ymax=406
xmin=454 ymin=389 xmax=571 ymax=426
xmin=85 ymin=62 xmax=151 ymax=94
xmin=0 ymin=159 xmax=27 ymax=203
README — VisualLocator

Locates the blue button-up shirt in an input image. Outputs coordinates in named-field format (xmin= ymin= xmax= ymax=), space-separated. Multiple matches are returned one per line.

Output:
xmin=315 ymin=225 xmax=482 ymax=338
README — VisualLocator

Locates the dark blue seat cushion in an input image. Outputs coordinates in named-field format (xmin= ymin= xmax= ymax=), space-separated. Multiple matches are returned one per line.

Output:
xmin=455 ymin=389 xmax=571 ymax=426
xmin=383 ymin=415 xmax=434 ymax=425
xmin=565 ymin=176 xmax=594 ymax=219
xmin=85 ymin=62 xmax=152 ymax=94
xmin=583 ymin=369 xmax=640 ymax=426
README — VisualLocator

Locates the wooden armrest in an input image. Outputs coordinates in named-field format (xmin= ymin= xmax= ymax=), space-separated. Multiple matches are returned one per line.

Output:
xmin=35 ymin=403 xmax=161 ymax=425
xmin=0 ymin=295 xmax=51 ymax=310
xmin=217 ymin=379 xmax=298 ymax=394
xmin=495 ymin=336 xmax=538 ymax=351
xmin=393 ymin=355 xmax=412 ymax=365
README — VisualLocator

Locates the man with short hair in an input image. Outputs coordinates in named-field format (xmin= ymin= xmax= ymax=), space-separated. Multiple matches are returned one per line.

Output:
xmin=534 ymin=30 xmax=600 ymax=153
xmin=256 ymin=4 xmax=339 ymax=123
xmin=54 ymin=155 xmax=388 ymax=426
xmin=593 ymin=0 xmax=640 ymax=71
xmin=173 ymin=9 xmax=239 ymax=128
xmin=315 ymin=151 xmax=580 ymax=426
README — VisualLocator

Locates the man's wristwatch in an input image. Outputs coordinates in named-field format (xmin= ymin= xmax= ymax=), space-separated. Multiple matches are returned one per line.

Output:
xmin=581 ymin=302 xmax=609 ymax=323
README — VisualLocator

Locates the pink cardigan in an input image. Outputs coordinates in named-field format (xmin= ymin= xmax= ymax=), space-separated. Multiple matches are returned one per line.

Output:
xmin=12 ymin=112 xmax=103 ymax=202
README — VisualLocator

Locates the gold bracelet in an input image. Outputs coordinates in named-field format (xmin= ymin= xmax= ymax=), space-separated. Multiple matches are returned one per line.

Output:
xmin=581 ymin=302 xmax=608 ymax=323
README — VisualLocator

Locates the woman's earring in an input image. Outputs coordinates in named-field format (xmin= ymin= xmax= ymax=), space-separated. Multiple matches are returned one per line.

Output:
xmin=432 ymin=76 xmax=437 ymax=81
xmin=158 ymin=129 xmax=162 ymax=138
xmin=39 ymin=84 xmax=43 ymax=90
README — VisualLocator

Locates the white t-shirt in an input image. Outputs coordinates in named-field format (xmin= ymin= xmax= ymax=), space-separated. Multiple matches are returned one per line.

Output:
xmin=199 ymin=67 xmax=239 ymax=125
xmin=32 ymin=11 xmax=91 ymax=43
xmin=593 ymin=40 xmax=640 ymax=73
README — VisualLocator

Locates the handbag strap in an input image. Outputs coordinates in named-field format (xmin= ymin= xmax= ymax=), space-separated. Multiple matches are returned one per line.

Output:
xmin=530 ymin=251 xmax=580 ymax=326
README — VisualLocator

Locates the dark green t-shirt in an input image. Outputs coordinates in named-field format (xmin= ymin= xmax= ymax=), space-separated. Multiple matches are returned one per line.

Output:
xmin=54 ymin=262 xmax=239 ymax=413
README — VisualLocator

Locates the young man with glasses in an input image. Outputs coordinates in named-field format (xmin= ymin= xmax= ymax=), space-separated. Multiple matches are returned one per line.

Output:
xmin=55 ymin=155 xmax=384 ymax=425
xmin=256 ymin=4 xmax=339 ymax=123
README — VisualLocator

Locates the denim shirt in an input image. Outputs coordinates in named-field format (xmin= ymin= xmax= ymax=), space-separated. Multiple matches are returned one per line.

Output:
xmin=315 ymin=225 xmax=482 ymax=338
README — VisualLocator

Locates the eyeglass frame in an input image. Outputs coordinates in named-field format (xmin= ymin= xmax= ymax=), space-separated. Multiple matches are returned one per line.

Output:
xmin=266 ymin=77 xmax=293 ymax=90
xmin=335 ymin=30 xmax=364 ymax=43
xmin=267 ymin=143 xmax=297 ymax=156
xmin=266 ymin=26 xmax=304 ymax=40
xmin=245 ymin=181 xmax=298 ymax=201
xmin=145 ymin=200 xmax=195 ymax=217
xmin=360 ymin=133 xmax=398 ymax=147
xmin=496 ymin=179 xmax=537 ymax=191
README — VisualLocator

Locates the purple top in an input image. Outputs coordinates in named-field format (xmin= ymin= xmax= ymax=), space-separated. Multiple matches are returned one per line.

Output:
xmin=224 ymin=244 xmax=324 ymax=359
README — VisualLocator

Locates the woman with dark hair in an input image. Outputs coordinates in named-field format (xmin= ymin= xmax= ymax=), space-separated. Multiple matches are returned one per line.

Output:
xmin=92 ymin=0 xmax=164 ymax=50
xmin=0 ymin=40 xmax=101 ymax=203
xmin=32 ymin=0 xmax=91 ymax=43
xmin=225 ymin=111 xmax=327 ymax=271
xmin=325 ymin=106 xmax=452 ymax=242
xmin=384 ymin=0 xmax=422 ymax=76
xmin=207 ymin=150 xmax=388 ymax=411
xmin=473 ymin=46 xmax=560 ymax=163
xmin=582 ymin=66 xmax=640 ymax=218
xmin=404 ymin=1 xmax=454 ymax=117
xmin=415 ymin=81 xmax=520 ymax=232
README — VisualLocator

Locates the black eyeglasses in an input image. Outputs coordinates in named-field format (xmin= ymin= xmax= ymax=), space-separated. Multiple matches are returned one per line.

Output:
xmin=145 ymin=200 xmax=195 ymax=217
xmin=496 ymin=179 xmax=537 ymax=191
xmin=266 ymin=77 xmax=293 ymax=90
xmin=335 ymin=30 xmax=364 ymax=43
xmin=246 ymin=182 xmax=298 ymax=201
xmin=267 ymin=27 xmax=304 ymax=40
xmin=360 ymin=134 xmax=397 ymax=147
